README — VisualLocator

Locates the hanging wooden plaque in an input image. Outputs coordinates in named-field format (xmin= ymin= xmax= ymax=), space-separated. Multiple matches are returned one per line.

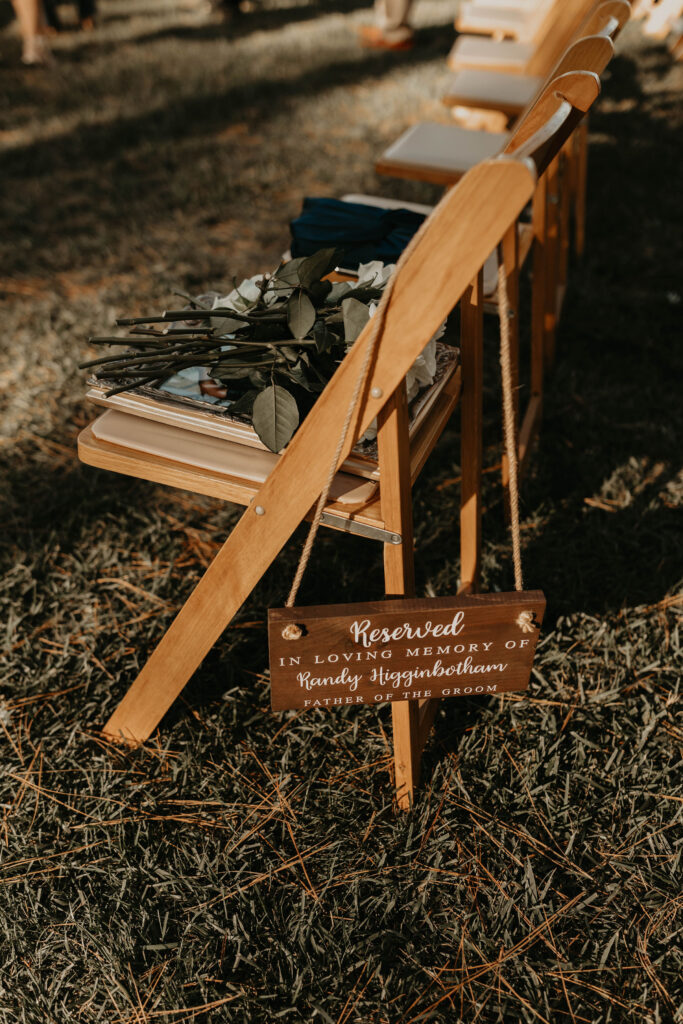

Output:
xmin=268 ymin=591 xmax=545 ymax=711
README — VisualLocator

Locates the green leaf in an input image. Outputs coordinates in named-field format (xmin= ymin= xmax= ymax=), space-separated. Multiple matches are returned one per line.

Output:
xmin=287 ymin=291 xmax=316 ymax=340
xmin=298 ymin=248 xmax=340 ymax=290
xmin=274 ymin=257 xmax=306 ymax=287
xmin=312 ymin=322 xmax=333 ymax=354
xmin=279 ymin=359 xmax=315 ymax=392
xmin=210 ymin=313 xmax=247 ymax=335
xmin=342 ymin=297 xmax=370 ymax=345
xmin=327 ymin=281 xmax=353 ymax=304
xmin=211 ymin=364 xmax=258 ymax=381
xmin=251 ymin=385 xmax=300 ymax=453
xmin=228 ymin=389 xmax=259 ymax=415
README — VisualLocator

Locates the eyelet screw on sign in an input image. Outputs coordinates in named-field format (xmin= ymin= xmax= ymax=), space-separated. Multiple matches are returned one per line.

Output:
xmin=281 ymin=623 xmax=303 ymax=641
xmin=516 ymin=611 xmax=535 ymax=633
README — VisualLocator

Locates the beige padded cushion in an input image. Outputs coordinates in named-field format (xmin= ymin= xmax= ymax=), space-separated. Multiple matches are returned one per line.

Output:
xmin=464 ymin=0 xmax=542 ymax=8
xmin=381 ymin=121 xmax=508 ymax=176
xmin=341 ymin=193 xmax=434 ymax=215
xmin=92 ymin=410 xmax=378 ymax=506
xmin=458 ymin=3 xmax=541 ymax=31
xmin=449 ymin=35 xmax=533 ymax=69
xmin=444 ymin=68 xmax=540 ymax=109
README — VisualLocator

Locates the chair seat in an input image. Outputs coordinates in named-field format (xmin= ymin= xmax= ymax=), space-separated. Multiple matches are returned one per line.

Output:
xmin=456 ymin=0 xmax=551 ymax=41
xmin=442 ymin=68 xmax=540 ymax=114
xmin=464 ymin=0 xmax=543 ymax=9
xmin=377 ymin=121 xmax=509 ymax=186
xmin=340 ymin=193 xmax=434 ymax=216
xmin=90 ymin=410 xmax=378 ymax=506
xmin=448 ymin=35 xmax=533 ymax=73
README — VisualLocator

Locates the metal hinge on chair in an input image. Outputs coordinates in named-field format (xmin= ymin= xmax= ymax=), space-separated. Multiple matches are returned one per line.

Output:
xmin=319 ymin=512 xmax=402 ymax=544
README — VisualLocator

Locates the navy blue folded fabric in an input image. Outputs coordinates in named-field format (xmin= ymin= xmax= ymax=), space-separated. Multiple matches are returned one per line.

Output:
xmin=290 ymin=197 xmax=426 ymax=268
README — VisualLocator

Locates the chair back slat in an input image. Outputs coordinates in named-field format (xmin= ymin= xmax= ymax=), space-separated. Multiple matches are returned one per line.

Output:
xmin=507 ymin=70 xmax=601 ymax=165
xmin=526 ymin=0 xmax=599 ymax=75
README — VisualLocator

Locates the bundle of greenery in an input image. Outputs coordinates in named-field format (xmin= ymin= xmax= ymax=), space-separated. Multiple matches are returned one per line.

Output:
xmin=82 ymin=249 xmax=438 ymax=453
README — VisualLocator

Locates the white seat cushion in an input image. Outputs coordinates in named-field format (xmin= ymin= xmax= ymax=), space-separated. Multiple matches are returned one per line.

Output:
xmin=449 ymin=35 xmax=533 ymax=70
xmin=465 ymin=0 xmax=542 ymax=8
xmin=341 ymin=193 xmax=434 ymax=215
xmin=92 ymin=410 xmax=377 ymax=505
xmin=444 ymin=68 xmax=540 ymax=110
xmin=459 ymin=3 xmax=540 ymax=31
xmin=381 ymin=121 xmax=508 ymax=176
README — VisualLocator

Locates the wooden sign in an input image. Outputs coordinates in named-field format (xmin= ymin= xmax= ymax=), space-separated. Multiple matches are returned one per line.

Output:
xmin=269 ymin=591 xmax=545 ymax=711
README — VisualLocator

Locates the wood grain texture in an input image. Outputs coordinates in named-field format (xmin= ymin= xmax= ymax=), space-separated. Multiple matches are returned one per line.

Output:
xmin=101 ymin=158 xmax=536 ymax=744
xmin=459 ymin=274 xmax=484 ymax=594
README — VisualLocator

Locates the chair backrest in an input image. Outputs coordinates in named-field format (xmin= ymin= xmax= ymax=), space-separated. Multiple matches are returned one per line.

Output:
xmin=504 ymin=70 xmax=600 ymax=170
xmin=510 ymin=1 xmax=630 ymax=153
xmin=526 ymin=0 xmax=599 ymax=75
xmin=320 ymin=74 xmax=606 ymax=458
xmin=580 ymin=0 xmax=631 ymax=37
xmin=545 ymin=2 xmax=630 ymax=83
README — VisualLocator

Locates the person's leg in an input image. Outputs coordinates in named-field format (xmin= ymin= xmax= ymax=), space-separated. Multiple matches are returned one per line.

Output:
xmin=360 ymin=0 xmax=414 ymax=48
xmin=377 ymin=0 xmax=414 ymax=37
xmin=78 ymin=0 xmax=96 ymax=30
xmin=11 ymin=0 xmax=50 ymax=63
xmin=42 ymin=0 xmax=62 ymax=32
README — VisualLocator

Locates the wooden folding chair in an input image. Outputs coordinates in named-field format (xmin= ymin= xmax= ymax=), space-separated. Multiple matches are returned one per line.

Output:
xmin=443 ymin=1 xmax=630 ymax=129
xmin=448 ymin=0 xmax=604 ymax=75
xmin=376 ymin=63 xmax=607 ymax=462
xmin=456 ymin=0 xmax=558 ymax=44
xmin=377 ymin=3 xmax=627 ymax=187
xmin=78 ymin=88 xmax=594 ymax=809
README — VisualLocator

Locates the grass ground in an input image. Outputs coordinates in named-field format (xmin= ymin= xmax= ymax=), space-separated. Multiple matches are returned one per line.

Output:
xmin=1 ymin=2 xmax=682 ymax=1021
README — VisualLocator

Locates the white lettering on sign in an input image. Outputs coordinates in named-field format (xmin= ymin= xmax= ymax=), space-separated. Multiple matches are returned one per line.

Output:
xmin=369 ymin=656 xmax=508 ymax=690
xmin=350 ymin=611 xmax=465 ymax=649
xmin=297 ymin=667 xmax=362 ymax=692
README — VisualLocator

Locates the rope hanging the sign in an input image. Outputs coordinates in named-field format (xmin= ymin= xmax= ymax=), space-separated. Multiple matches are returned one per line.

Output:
xmin=496 ymin=244 xmax=524 ymax=594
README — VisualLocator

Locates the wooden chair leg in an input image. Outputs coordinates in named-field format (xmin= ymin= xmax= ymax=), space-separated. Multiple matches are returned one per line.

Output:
xmin=376 ymin=381 xmax=421 ymax=809
xmin=459 ymin=271 xmax=484 ymax=594
xmin=558 ymin=150 xmax=571 ymax=297
xmin=543 ymin=156 xmax=561 ymax=370
xmin=574 ymin=118 xmax=589 ymax=258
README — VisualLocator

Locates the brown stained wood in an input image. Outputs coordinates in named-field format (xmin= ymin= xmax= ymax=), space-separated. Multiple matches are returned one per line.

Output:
xmin=268 ymin=591 xmax=546 ymax=711
xmin=101 ymin=158 xmax=537 ymax=745
xmin=459 ymin=273 xmax=484 ymax=594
